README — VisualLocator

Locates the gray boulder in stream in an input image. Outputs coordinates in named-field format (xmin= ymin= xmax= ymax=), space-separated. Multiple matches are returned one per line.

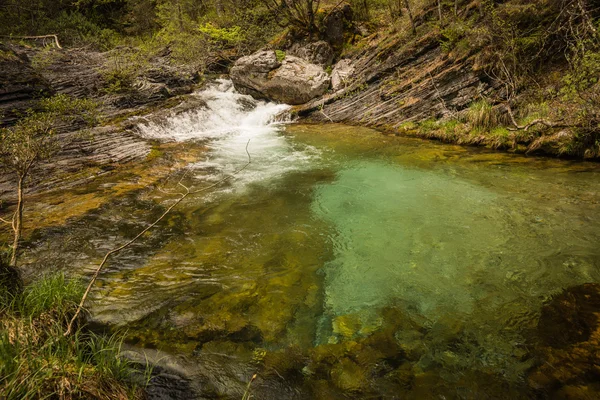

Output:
xmin=230 ymin=50 xmax=330 ymax=105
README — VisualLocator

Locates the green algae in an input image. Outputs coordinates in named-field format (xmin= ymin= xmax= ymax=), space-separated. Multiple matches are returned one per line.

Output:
xmin=12 ymin=122 xmax=600 ymax=399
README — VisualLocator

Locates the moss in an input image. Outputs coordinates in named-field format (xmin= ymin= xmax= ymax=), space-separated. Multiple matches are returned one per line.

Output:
xmin=275 ymin=49 xmax=286 ymax=62
xmin=146 ymin=146 xmax=164 ymax=162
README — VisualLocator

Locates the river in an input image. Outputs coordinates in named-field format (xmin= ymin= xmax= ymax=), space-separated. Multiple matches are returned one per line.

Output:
xmin=18 ymin=80 xmax=600 ymax=399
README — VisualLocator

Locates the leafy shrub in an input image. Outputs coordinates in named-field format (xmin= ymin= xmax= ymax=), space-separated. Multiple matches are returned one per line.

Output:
xmin=199 ymin=23 xmax=244 ymax=46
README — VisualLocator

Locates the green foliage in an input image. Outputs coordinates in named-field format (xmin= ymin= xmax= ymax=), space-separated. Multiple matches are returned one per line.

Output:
xmin=0 ymin=273 xmax=148 ymax=399
xmin=30 ymin=47 xmax=62 ymax=72
xmin=43 ymin=11 xmax=122 ymax=50
xmin=562 ymin=49 xmax=600 ymax=95
xmin=275 ymin=49 xmax=286 ymax=62
xmin=19 ymin=273 xmax=83 ymax=317
xmin=199 ymin=23 xmax=244 ymax=45
xmin=440 ymin=20 xmax=472 ymax=55
xmin=419 ymin=118 xmax=439 ymax=133
xmin=102 ymin=62 xmax=138 ymax=94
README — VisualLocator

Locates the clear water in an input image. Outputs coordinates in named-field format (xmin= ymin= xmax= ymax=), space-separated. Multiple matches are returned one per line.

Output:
xmin=16 ymin=81 xmax=600 ymax=399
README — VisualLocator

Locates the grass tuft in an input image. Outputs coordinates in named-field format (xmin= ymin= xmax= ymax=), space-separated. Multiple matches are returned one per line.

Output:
xmin=0 ymin=273 xmax=148 ymax=400
xmin=464 ymin=100 xmax=498 ymax=130
xmin=20 ymin=273 xmax=83 ymax=317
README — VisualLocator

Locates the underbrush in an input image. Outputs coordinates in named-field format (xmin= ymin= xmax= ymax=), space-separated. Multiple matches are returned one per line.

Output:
xmin=0 ymin=272 xmax=148 ymax=400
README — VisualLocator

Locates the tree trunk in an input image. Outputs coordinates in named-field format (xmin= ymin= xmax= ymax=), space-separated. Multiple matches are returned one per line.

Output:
xmin=404 ymin=0 xmax=416 ymax=35
xmin=307 ymin=0 xmax=317 ymax=39
xmin=10 ymin=175 xmax=24 ymax=267
xmin=437 ymin=0 xmax=443 ymax=24
xmin=177 ymin=0 xmax=184 ymax=32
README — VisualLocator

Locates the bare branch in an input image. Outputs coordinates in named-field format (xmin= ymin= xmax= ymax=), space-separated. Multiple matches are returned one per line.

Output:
xmin=505 ymin=103 xmax=571 ymax=132
xmin=65 ymin=140 xmax=253 ymax=336
xmin=0 ymin=34 xmax=62 ymax=48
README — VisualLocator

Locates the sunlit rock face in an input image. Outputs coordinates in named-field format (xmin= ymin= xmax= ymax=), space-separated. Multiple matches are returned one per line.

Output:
xmin=231 ymin=50 xmax=330 ymax=105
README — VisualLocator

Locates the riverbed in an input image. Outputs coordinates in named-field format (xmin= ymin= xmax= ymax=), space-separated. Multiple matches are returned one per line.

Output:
xmin=13 ymin=80 xmax=600 ymax=399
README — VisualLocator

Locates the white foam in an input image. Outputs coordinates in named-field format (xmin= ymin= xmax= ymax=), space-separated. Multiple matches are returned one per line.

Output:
xmin=136 ymin=79 xmax=319 ymax=195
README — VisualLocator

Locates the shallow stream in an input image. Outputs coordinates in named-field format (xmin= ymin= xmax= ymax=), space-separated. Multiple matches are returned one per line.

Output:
xmin=18 ymin=80 xmax=600 ymax=398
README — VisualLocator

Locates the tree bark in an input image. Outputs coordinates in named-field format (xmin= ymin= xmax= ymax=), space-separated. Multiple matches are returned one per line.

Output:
xmin=404 ymin=0 xmax=416 ymax=35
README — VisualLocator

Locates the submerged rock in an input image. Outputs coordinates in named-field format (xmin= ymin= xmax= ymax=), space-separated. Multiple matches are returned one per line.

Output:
xmin=537 ymin=283 xmax=600 ymax=348
xmin=528 ymin=284 xmax=600 ymax=397
xmin=230 ymin=50 xmax=330 ymax=105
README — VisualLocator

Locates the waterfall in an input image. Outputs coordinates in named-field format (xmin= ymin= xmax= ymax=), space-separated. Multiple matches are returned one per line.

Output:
xmin=136 ymin=79 xmax=319 ymax=193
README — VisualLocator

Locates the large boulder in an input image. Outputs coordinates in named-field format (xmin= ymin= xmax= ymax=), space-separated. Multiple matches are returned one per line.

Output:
xmin=230 ymin=50 xmax=330 ymax=105
xmin=288 ymin=41 xmax=335 ymax=66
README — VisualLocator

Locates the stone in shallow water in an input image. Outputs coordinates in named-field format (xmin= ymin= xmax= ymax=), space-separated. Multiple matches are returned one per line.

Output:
xmin=537 ymin=283 xmax=600 ymax=348
xmin=528 ymin=283 xmax=600 ymax=397
xmin=331 ymin=358 xmax=369 ymax=392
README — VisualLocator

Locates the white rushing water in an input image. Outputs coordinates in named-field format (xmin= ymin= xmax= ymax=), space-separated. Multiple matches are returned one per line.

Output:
xmin=137 ymin=79 xmax=319 ymax=193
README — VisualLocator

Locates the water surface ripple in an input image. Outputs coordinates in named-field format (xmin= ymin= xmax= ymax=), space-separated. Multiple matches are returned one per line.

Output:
xmin=22 ymin=82 xmax=600 ymax=399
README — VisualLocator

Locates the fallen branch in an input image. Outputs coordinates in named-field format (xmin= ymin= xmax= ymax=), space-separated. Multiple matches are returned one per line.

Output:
xmin=319 ymin=101 xmax=334 ymax=123
xmin=0 ymin=34 xmax=62 ymax=49
xmin=505 ymin=103 xmax=568 ymax=131
xmin=65 ymin=140 xmax=253 ymax=336
xmin=242 ymin=374 xmax=258 ymax=400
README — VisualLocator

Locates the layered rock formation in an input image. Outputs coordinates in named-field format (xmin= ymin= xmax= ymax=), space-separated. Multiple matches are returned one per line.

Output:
xmin=295 ymin=33 xmax=492 ymax=126
xmin=0 ymin=44 xmax=198 ymax=203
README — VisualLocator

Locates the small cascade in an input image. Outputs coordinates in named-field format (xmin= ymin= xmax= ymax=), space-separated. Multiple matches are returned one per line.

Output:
xmin=136 ymin=79 xmax=319 ymax=194
xmin=137 ymin=79 xmax=291 ymax=142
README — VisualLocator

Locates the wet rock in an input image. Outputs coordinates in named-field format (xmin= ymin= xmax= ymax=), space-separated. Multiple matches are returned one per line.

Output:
xmin=231 ymin=50 xmax=330 ymax=105
xmin=537 ymin=283 xmax=600 ymax=348
xmin=288 ymin=41 xmax=335 ymax=66
xmin=331 ymin=358 xmax=369 ymax=392
xmin=386 ymin=363 xmax=414 ymax=389
xmin=332 ymin=314 xmax=362 ymax=339
xmin=146 ymin=371 xmax=199 ymax=400
xmin=331 ymin=59 xmax=355 ymax=91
